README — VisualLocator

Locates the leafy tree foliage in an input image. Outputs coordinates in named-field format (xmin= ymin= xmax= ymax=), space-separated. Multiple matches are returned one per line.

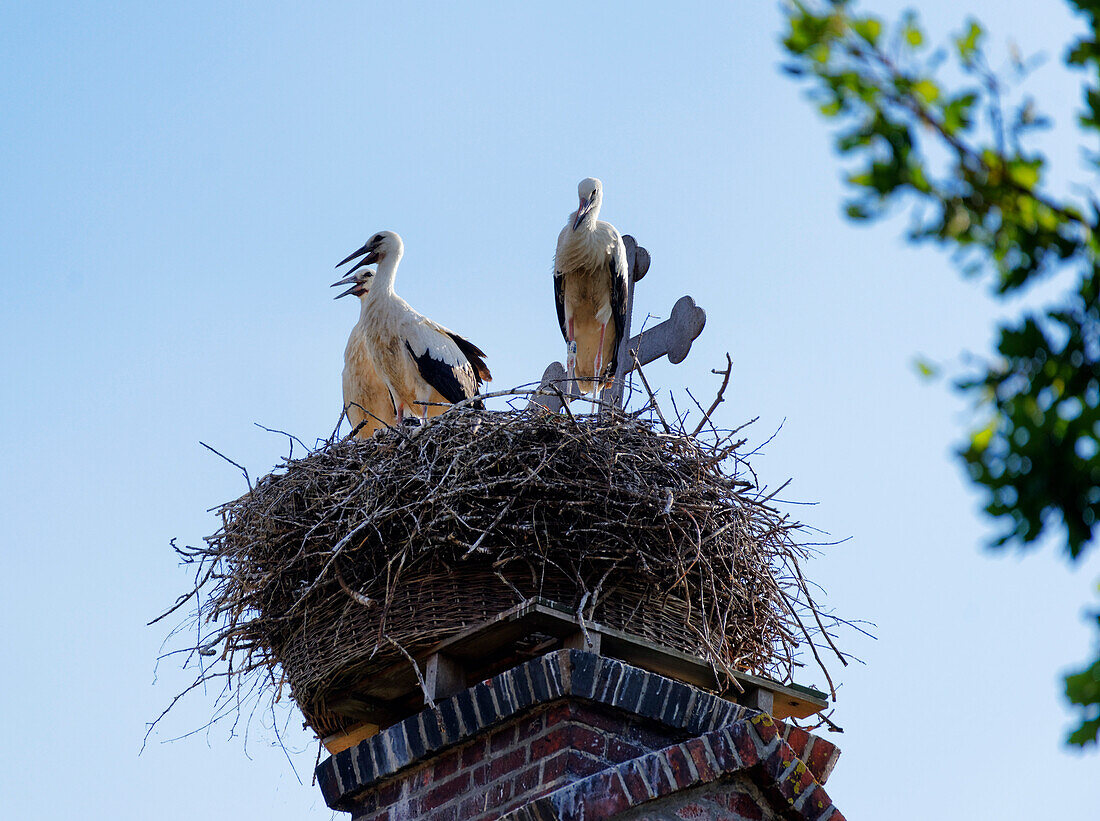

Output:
xmin=782 ymin=0 xmax=1100 ymax=745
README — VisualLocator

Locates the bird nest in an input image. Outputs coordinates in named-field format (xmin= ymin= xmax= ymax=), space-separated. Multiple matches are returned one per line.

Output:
xmin=156 ymin=396 xmax=846 ymax=740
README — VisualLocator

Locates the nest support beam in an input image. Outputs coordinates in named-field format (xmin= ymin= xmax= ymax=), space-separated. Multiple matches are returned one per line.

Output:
xmin=319 ymin=598 xmax=826 ymax=754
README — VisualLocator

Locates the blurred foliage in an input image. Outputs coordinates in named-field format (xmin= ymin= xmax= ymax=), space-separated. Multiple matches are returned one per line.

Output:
xmin=782 ymin=0 xmax=1100 ymax=745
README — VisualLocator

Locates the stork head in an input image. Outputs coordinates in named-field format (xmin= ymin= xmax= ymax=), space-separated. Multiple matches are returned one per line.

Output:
xmin=572 ymin=177 xmax=603 ymax=230
xmin=335 ymin=230 xmax=404 ymax=271
xmin=331 ymin=267 xmax=373 ymax=299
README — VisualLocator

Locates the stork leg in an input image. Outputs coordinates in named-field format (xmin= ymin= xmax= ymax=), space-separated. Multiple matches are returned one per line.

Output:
xmin=565 ymin=317 xmax=577 ymax=397
xmin=395 ymin=402 xmax=405 ymax=426
xmin=593 ymin=322 xmax=607 ymax=406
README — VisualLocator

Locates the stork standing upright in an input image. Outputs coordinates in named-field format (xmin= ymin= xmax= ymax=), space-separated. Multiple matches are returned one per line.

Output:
xmin=554 ymin=177 xmax=630 ymax=401
xmin=332 ymin=231 xmax=491 ymax=423
xmin=333 ymin=268 xmax=398 ymax=438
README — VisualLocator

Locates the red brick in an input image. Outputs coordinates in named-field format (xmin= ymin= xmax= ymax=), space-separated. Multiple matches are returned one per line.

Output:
xmin=711 ymin=788 xmax=764 ymax=820
xmin=433 ymin=752 xmax=459 ymax=780
xmin=425 ymin=806 xmax=456 ymax=821
xmin=570 ymin=702 xmax=633 ymax=734
xmin=488 ymin=746 xmax=527 ymax=781
xmin=628 ymin=722 xmax=679 ymax=750
xmin=731 ymin=789 xmax=766 ymax=820
xmin=748 ymin=713 xmax=778 ymax=745
xmin=704 ymin=729 xmax=737 ymax=771
xmin=789 ymin=759 xmax=816 ymax=794
xmin=683 ymin=738 xmax=717 ymax=782
xmin=771 ymin=761 xmax=816 ymax=810
xmin=516 ymin=712 xmax=544 ymax=741
xmin=542 ymin=702 xmax=572 ymax=728
xmin=728 ymin=725 xmax=759 ymax=768
xmin=374 ymin=779 xmax=403 ymax=807
xmin=566 ymin=750 xmax=607 ymax=778
xmin=420 ymin=771 xmax=470 ymax=810
xmin=761 ymin=742 xmax=797 ymax=797
xmin=531 ymin=727 xmax=568 ymax=758
xmin=663 ymin=745 xmax=697 ymax=789
xmin=772 ymin=740 xmax=796 ymax=773
xmin=804 ymin=737 xmax=839 ymax=784
xmin=540 ymin=750 xmax=570 ymax=784
xmin=570 ymin=724 xmax=608 ymax=758
xmin=485 ymin=779 xmax=512 ymax=808
xmin=489 ymin=725 xmax=516 ymax=753
xmin=471 ymin=763 xmax=489 ymax=787
xmin=800 ymin=783 xmax=836 ymax=821
xmin=460 ymin=737 xmax=487 ymax=769
xmin=784 ymin=725 xmax=812 ymax=759
xmin=675 ymin=801 xmax=711 ymax=819
xmin=619 ymin=763 xmax=654 ymax=803
xmin=512 ymin=763 xmax=542 ymax=796
xmin=637 ymin=752 xmax=676 ymax=796
xmin=576 ymin=773 xmax=630 ymax=818
xmin=606 ymin=736 xmax=645 ymax=762
xmin=457 ymin=794 xmax=487 ymax=821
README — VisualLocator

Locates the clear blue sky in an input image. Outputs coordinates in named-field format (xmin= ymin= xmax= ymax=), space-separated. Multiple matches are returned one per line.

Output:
xmin=2 ymin=2 xmax=1097 ymax=818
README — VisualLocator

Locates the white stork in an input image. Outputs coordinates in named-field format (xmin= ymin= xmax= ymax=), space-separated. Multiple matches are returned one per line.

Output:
xmin=332 ymin=231 xmax=491 ymax=423
xmin=332 ymin=268 xmax=398 ymax=438
xmin=554 ymin=177 xmax=629 ymax=399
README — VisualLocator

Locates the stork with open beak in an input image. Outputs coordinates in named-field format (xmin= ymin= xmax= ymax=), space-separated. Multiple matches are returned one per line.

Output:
xmin=333 ymin=231 xmax=491 ymax=423
xmin=553 ymin=177 xmax=629 ymax=400
xmin=332 ymin=268 xmax=398 ymax=438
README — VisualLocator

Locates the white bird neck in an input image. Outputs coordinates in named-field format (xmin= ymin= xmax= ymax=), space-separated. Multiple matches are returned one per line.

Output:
xmin=367 ymin=249 xmax=403 ymax=299
xmin=576 ymin=200 xmax=602 ymax=232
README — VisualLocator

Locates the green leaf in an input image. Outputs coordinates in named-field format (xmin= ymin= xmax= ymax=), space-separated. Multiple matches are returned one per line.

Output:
xmin=956 ymin=20 xmax=984 ymax=62
xmin=942 ymin=92 xmax=977 ymax=134
xmin=904 ymin=20 xmax=924 ymax=48
xmin=1066 ymin=651 xmax=1100 ymax=746
xmin=913 ymin=78 xmax=940 ymax=105
xmin=845 ymin=202 xmax=872 ymax=220
xmin=851 ymin=17 xmax=883 ymax=46
xmin=913 ymin=357 xmax=940 ymax=379
xmin=1007 ymin=158 xmax=1042 ymax=189
xmin=970 ymin=418 xmax=998 ymax=453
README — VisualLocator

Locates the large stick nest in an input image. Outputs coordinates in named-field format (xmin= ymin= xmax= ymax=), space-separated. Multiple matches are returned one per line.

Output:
xmin=160 ymin=397 xmax=846 ymax=739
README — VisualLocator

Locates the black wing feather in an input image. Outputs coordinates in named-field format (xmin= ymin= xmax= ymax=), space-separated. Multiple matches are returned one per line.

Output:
xmin=405 ymin=341 xmax=477 ymax=405
xmin=553 ymin=270 xmax=569 ymax=343
xmin=445 ymin=331 xmax=492 ymax=383
xmin=606 ymin=244 xmax=630 ymax=377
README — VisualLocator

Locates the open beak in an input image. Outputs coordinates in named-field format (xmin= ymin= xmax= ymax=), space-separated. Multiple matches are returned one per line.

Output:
xmin=572 ymin=197 xmax=590 ymax=230
xmin=336 ymin=242 xmax=380 ymax=269
xmin=331 ymin=271 xmax=372 ymax=299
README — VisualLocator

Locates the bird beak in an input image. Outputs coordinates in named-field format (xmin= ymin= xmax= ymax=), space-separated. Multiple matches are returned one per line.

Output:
xmin=572 ymin=197 xmax=590 ymax=230
xmin=331 ymin=271 xmax=372 ymax=299
xmin=336 ymin=242 xmax=380 ymax=268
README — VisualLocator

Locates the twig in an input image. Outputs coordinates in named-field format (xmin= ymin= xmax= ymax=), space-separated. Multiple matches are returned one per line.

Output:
xmin=692 ymin=353 xmax=733 ymax=436
xmin=199 ymin=441 xmax=251 ymax=489
xmin=385 ymin=635 xmax=434 ymax=710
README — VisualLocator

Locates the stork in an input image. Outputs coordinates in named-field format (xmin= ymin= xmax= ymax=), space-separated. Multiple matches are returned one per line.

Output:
xmin=333 ymin=268 xmax=398 ymax=438
xmin=554 ymin=177 xmax=629 ymax=401
xmin=332 ymin=231 xmax=491 ymax=423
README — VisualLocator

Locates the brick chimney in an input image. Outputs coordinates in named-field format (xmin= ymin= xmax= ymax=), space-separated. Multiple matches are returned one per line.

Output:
xmin=316 ymin=651 xmax=844 ymax=820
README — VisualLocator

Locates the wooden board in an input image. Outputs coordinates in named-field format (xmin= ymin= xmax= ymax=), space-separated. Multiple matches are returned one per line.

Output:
xmin=322 ymin=722 xmax=379 ymax=755
xmin=327 ymin=598 xmax=827 ymax=740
